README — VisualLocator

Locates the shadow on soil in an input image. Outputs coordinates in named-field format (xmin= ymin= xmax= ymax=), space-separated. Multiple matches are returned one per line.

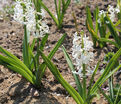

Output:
xmin=7 ymin=78 xmax=61 ymax=104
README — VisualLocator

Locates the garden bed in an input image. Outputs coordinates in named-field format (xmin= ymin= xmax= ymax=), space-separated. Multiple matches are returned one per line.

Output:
xmin=0 ymin=0 xmax=120 ymax=104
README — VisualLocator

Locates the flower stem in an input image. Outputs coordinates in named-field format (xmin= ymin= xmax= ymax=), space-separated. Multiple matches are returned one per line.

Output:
xmin=37 ymin=38 xmax=40 ymax=68
xmin=83 ymin=64 xmax=87 ymax=101
xmin=23 ymin=25 xmax=29 ymax=67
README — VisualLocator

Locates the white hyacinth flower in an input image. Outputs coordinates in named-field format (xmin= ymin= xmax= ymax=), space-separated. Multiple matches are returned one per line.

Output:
xmin=72 ymin=32 xmax=94 ymax=77
xmin=97 ymin=10 xmax=106 ymax=26
xmin=98 ymin=5 xmax=120 ymax=25
xmin=108 ymin=5 xmax=116 ymax=22
xmin=13 ymin=0 xmax=49 ymax=38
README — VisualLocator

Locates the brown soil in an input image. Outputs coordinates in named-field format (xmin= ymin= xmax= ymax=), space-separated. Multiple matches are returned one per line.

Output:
xmin=0 ymin=0 xmax=120 ymax=104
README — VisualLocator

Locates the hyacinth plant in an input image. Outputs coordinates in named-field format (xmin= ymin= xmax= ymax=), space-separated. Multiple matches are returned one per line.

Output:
xmin=0 ymin=0 xmax=66 ymax=87
xmin=39 ymin=0 xmax=71 ymax=29
xmin=98 ymin=52 xmax=121 ymax=104
xmin=86 ymin=1 xmax=121 ymax=48
xmin=39 ymin=29 xmax=121 ymax=103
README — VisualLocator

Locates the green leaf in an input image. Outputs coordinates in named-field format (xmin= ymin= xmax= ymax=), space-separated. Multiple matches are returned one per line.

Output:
xmin=98 ymin=38 xmax=120 ymax=49
xmin=0 ymin=46 xmax=20 ymax=61
xmin=7 ymin=64 xmax=35 ymax=85
xmin=30 ymin=38 xmax=37 ymax=51
xmin=90 ymin=48 xmax=121 ymax=94
xmin=38 ymin=34 xmax=66 ymax=82
xmin=58 ymin=0 xmax=61 ymax=22
xmin=94 ymin=6 xmax=99 ymax=34
xmin=54 ymin=0 xmax=59 ymax=19
xmin=62 ymin=46 xmax=83 ymax=97
xmin=104 ymin=16 xmax=121 ymax=47
xmin=0 ymin=55 xmax=36 ymax=85
xmin=40 ymin=1 xmax=59 ymax=26
xmin=30 ymin=34 xmax=48 ymax=70
xmin=118 ymin=100 xmax=121 ymax=104
xmin=114 ymin=85 xmax=121 ymax=104
xmin=64 ymin=0 xmax=71 ymax=11
xmin=39 ymin=34 xmax=49 ymax=51
xmin=86 ymin=6 xmax=94 ymax=30
xmin=114 ymin=20 xmax=121 ymax=27
xmin=87 ymin=61 xmax=100 ymax=96
xmin=86 ymin=6 xmax=99 ymax=47
xmin=62 ymin=0 xmax=66 ymax=6
xmin=108 ymin=75 xmax=114 ymax=102
xmin=40 ymin=50 xmax=84 ymax=104
xmin=0 ymin=54 xmax=33 ymax=78
xmin=98 ymin=86 xmax=113 ymax=104
xmin=23 ymin=25 xmax=30 ymax=67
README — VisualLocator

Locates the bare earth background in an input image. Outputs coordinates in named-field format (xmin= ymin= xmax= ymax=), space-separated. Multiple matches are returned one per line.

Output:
xmin=0 ymin=0 xmax=120 ymax=104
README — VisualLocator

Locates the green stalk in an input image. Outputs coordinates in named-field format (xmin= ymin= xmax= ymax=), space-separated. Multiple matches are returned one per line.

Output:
xmin=72 ymin=12 xmax=79 ymax=34
xmin=23 ymin=25 xmax=29 ymax=67
xmin=83 ymin=64 xmax=87 ymax=101
xmin=35 ymin=38 xmax=41 ymax=87
xmin=37 ymin=38 xmax=40 ymax=68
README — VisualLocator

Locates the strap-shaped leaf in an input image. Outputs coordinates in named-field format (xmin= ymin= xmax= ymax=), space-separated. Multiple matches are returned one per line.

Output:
xmin=98 ymin=38 xmax=120 ymax=49
xmin=87 ymin=61 xmax=100 ymax=96
xmin=104 ymin=16 xmax=121 ymax=47
xmin=0 ymin=46 xmax=20 ymax=60
xmin=65 ymin=0 xmax=71 ymax=11
xmin=94 ymin=6 xmax=99 ymax=34
xmin=114 ymin=85 xmax=121 ymax=104
xmin=0 ymin=55 xmax=36 ymax=85
xmin=39 ymin=0 xmax=58 ymax=26
xmin=0 ymin=54 xmax=33 ymax=78
xmin=40 ymin=50 xmax=84 ymax=104
xmin=62 ymin=0 xmax=66 ymax=6
xmin=62 ymin=46 xmax=83 ymax=97
xmin=30 ymin=38 xmax=37 ymax=51
xmin=7 ymin=64 xmax=35 ymax=85
xmin=86 ymin=6 xmax=94 ymax=30
xmin=30 ymin=34 xmax=48 ymax=70
xmin=23 ymin=25 xmax=30 ymax=67
xmin=90 ymin=48 xmax=121 ymax=94
xmin=37 ymin=34 xmax=66 ymax=82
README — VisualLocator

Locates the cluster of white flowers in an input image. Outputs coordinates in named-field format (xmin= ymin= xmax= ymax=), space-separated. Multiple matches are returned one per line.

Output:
xmin=13 ymin=0 xmax=49 ymax=38
xmin=98 ymin=5 xmax=120 ymax=25
xmin=97 ymin=10 xmax=107 ymax=25
xmin=72 ymin=32 xmax=94 ymax=77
